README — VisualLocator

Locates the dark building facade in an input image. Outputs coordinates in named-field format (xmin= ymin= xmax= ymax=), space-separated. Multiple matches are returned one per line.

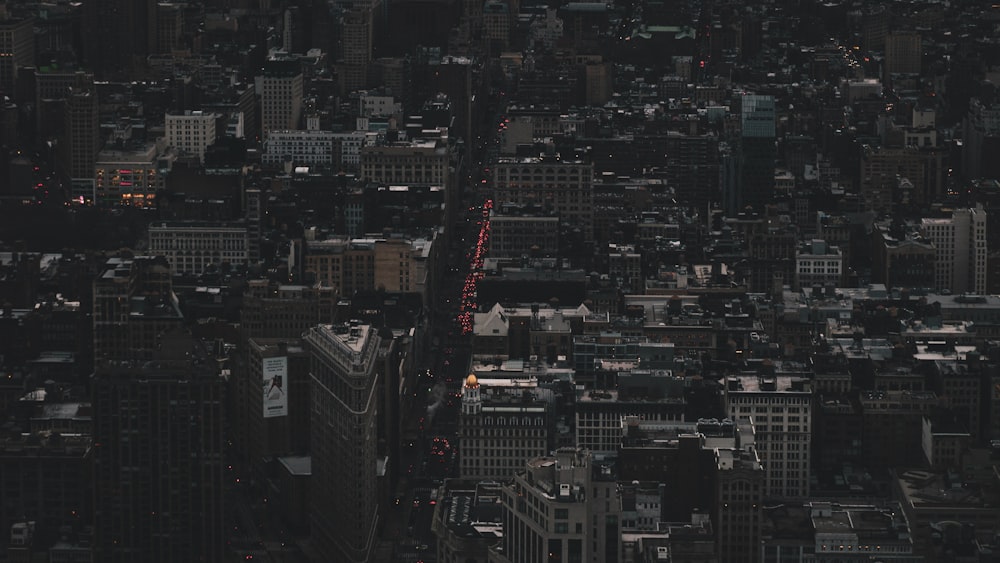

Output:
xmin=82 ymin=0 xmax=157 ymax=79
xmin=91 ymin=333 xmax=225 ymax=563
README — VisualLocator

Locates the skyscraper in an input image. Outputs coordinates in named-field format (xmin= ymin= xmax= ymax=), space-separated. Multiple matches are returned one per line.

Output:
xmin=0 ymin=15 xmax=34 ymax=99
xmin=724 ymin=374 xmax=813 ymax=499
xmin=735 ymin=94 xmax=776 ymax=213
xmin=339 ymin=8 xmax=374 ymax=96
xmin=82 ymin=0 xmax=157 ymax=79
xmin=921 ymin=204 xmax=987 ymax=295
xmin=92 ymin=256 xmax=183 ymax=367
xmin=92 ymin=330 xmax=225 ymax=563
xmin=304 ymin=322 xmax=390 ymax=563
xmin=259 ymin=60 xmax=303 ymax=139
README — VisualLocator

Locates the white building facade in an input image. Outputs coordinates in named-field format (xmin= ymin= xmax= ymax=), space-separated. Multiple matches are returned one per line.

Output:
xmin=165 ymin=111 xmax=218 ymax=162
xmin=148 ymin=222 xmax=249 ymax=274
xmin=262 ymin=130 xmax=337 ymax=167
xmin=921 ymin=204 xmax=987 ymax=294
xmin=724 ymin=375 xmax=812 ymax=499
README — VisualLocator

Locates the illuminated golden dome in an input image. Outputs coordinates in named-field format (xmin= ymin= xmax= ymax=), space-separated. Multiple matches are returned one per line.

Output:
xmin=465 ymin=374 xmax=479 ymax=388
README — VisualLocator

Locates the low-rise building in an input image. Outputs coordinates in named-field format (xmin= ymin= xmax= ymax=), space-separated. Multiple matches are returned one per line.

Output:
xmin=431 ymin=480 xmax=503 ymax=563
xmin=147 ymin=221 xmax=249 ymax=275
xmin=761 ymin=502 xmax=918 ymax=562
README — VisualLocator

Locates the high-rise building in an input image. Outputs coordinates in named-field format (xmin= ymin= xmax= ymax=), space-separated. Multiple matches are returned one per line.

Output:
xmin=494 ymin=449 xmax=619 ymax=563
xmin=259 ymin=60 xmax=303 ymax=139
xmin=155 ymin=2 xmax=183 ymax=54
xmin=92 ymin=331 xmax=224 ymax=563
xmin=245 ymin=188 xmax=262 ymax=263
xmin=0 ymin=16 xmax=34 ymax=98
xmin=859 ymin=144 xmax=947 ymax=206
xmin=240 ymin=280 xmax=335 ymax=342
xmin=92 ymin=256 xmax=183 ymax=367
xmin=82 ymin=0 xmax=157 ymax=79
xmin=920 ymin=204 xmax=987 ymax=295
xmin=0 ymin=430 xmax=91 ymax=544
xmin=663 ymin=131 xmax=720 ymax=208
xmin=233 ymin=281 xmax=335 ymax=462
xmin=734 ymin=94 xmax=776 ymax=214
xmin=724 ymin=374 xmax=813 ymax=499
xmin=616 ymin=417 xmax=764 ymax=562
xmin=716 ymin=429 xmax=764 ymax=563
xmin=243 ymin=339 xmax=311 ymax=473
xmin=884 ymin=31 xmax=921 ymax=76
xmin=304 ymin=322 xmax=390 ymax=563
xmin=961 ymin=98 xmax=1000 ymax=181
xmin=165 ymin=111 xmax=218 ymax=163
xmin=65 ymin=86 xmax=100 ymax=202
xmin=339 ymin=9 xmax=373 ymax=96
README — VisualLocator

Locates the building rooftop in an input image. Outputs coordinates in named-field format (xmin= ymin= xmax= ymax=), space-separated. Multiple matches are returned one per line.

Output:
xmin=278 ymin=455 xmax=312 ymax=476
xmin=724 ymin=374 xmax=811 ymax=393
xmin=894 ymin=469 xmax=999 ymax=510
xmin=440 ymin=481 xmax=504 ymax=539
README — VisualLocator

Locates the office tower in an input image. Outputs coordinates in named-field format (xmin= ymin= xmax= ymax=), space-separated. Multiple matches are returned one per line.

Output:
xmin=860 ymin=143 xmax=948 ymax=209
xmin=715 ymin=430 xmax=764 ymax=563
xmin=259 ymin=60 xmax=303 ymax=139
xmin=724 ymin=374 xmax=813 ymax=499
xmin=617 ymin=417 xmax=763 ymax=562
xmin=165 ymin=111 xmax=218 ymax=163
xmin=92 ymin=331 xmax=224 ymax=563
xmin=232 ymin=281 xmax=334 ymax=461
xmin=459 ymin=374 xmax=550 ymax=481
xmin=961 ymin=98 xmax=1000 ymax=181
xmin=921 ymin=204 xmax=987 ymax=295
xmin=243 ymin=339 xmax=311 ymax=473
xmin=35 ymin=70 xmax=93 ymax=138
xmin=155 ymin=2 xmax=183 ymax=53
xmin=240 ymin=280 xmax=335 ymax=341
xmin=65 ymin=86 xmax=100 ymax=202
xmin=482 ymin=1 xmax=511 ymax=51
xmin=82 ymin=0 xmax=156 ymax=79
xmin=245 ymin=188 xmax=262 ymax=263
xmin=494 ymin=449 xmax=619 ymax=563
xmin=0 ymin=430 xmax=91 ymax=545
xmin=337 ymin=9 xmax=374 ymax=96
xmin=735 ymin=94 xmax=776 ymax=214
xmin=304 ymin=322 xmax=390 ymax=563
xmin=885 ymin=31 xmax=922 ymax=76
xmin=664 ymin=132 xmax=720 ymax=208
xmin=92 ymin=256 xmax=183 ymax=367
xmin=0 ymin=15 xmax=33 ymax=99
xmin=861 ymin=5 xmax=888 ymax=51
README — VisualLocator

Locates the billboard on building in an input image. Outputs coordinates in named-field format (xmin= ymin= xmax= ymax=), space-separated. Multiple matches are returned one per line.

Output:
xmin=262 ymin=356 xmax=288 ymax=418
